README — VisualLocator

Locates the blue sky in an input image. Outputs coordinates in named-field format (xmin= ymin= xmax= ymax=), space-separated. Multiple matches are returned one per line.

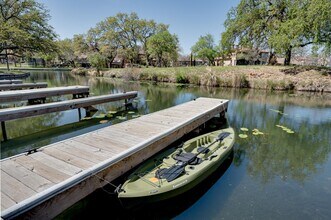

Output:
xmin=40 ymin=0 xmax=240 ymax=55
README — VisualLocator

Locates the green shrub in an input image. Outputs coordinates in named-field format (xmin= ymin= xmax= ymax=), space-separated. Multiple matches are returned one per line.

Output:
xmin=233 ymin=74 xmax=249 ymax=88
xmin=175 ymin=72 xmax=189 ymax=84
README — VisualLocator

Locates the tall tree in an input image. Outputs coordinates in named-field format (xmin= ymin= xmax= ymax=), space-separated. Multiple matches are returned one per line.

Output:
xmin=0 ymin=0 xmax=57 ymax=70
xmin=221 ymin=0 xmax=331 ymax=65
xmin=191 ymin=34 xmax=218 ymax=65
xmin=147 ymin=30 xmax=179 ymax=67
xmin=56 ymin=39 xmax=76 ymax=67
xmin=82 ymin=12 xmax=176 ymax=68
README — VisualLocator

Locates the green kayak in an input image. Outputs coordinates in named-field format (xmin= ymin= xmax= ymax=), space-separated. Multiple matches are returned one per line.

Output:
xmin=117 ymin=127 xmax=235 ymax=206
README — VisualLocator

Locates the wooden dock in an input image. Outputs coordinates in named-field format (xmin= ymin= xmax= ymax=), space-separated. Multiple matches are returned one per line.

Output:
xmin=0 ymin=82 xmax=47 ymax=91
xmin=0 ymin=91 xmax=138 ymax=141
xmin=0 ymin=80 xmax=22 ymax=85
xmin=0 ymin=86 xmax=89 ymax=103
xmin=0 ymin=97 xmax=228 ymax=219
xmin=0 ymin=91 xmax=138 ymax=122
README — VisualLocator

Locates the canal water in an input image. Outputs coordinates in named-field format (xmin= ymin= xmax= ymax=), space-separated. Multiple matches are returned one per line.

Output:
xmin=1 ymin=71 xmax=331 ymax=219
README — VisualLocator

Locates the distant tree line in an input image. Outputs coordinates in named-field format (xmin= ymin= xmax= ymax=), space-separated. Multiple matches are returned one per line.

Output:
xmin=56 ymin=13 xmax=179 ymax=69
xmin=220 ymin=0 xmax=331 ymax=65
xmin=1 ymin=0 xmax=330 ymax=70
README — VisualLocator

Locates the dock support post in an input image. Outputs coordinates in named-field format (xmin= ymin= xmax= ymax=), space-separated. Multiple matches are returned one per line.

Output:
xmin=78 ymin=108 xmax=82 ymax=120
xmin=125 ymin=99 xmax=128 ymax=110
xmin=219 ymin=107 xmax=227 ymax=124
xmin=1 ymin=121 xmax=8 ymax=141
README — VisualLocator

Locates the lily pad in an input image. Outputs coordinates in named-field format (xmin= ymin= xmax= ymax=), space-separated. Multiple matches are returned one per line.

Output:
xmin=108 ymin=110 xmax=117 ymax=114
xmin=132 ymin=115 xmax=140 ymax=118
xmin=286 ymin=130 xmax=295 ymax=134
xmin=99 ymin=120 xmax=108 ymax=124
xmin=145 ymin=99 xmax=152 ymax=102
xmin=252 ymin=132 xmax=259 ymax=136
xmin=240 ymin=127 xmax=249 ymax=132
xmin=106 ymin=113 xmax=113 ymax=118
xmin=82 ymin=117 xmax=92 ymax=120
xmin=116 ymin=116 xmax=126 ymax=120
xmin=239 ymin=134 xmax=248 ymax=139
xmin=95 ymin=114 xmax=105 ymax=118
xmin=128 ymin=111 xmax=135 ymax=114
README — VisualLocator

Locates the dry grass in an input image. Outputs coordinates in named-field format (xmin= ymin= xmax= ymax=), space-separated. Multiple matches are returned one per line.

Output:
xmin=73 ymin=65 xmax=331 ymax=92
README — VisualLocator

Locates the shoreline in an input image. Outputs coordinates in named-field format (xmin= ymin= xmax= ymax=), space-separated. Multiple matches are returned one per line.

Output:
xmin=72 ymin=66 xmax=331 ymax=93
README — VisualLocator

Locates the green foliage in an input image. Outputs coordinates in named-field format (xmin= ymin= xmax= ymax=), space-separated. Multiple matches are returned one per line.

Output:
xmin=191 ymin=34 xmax=218 ymax=65
xmin=221 ymin=0 xmax=331 ymax=65
xmin=0 ymin=0 xmax=57 ymax=58
xmin=175 ymin=71 xmax=189 ymax=84
xmin=87 ymin=52 xmax=106 ymax=70
xmin=56 ymin=39 xmax=77 ymax=66
xmin=147 ymin=31 xmax=179 ymax=67
xmin=68 ymin=12 xmax=176 ymax=68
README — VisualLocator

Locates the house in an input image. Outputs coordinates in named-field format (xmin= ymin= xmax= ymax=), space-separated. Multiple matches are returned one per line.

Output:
xmin=215 ymin=46 xmax=270 ymax=66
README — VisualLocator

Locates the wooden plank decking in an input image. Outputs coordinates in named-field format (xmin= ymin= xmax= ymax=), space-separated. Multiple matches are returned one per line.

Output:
xmin=0 ymin=97 xmax=228 ymax=219
xmin=0 ymin=86 xmax=89 ymax=103
xmin=0 ymin=82 xmax=48 ymax=91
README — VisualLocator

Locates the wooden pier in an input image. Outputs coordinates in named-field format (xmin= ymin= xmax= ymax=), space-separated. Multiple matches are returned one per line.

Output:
xmin=0 ymin=80 xmax=22 ymax=85
xmin=0 ymin=86 xmax=89 ymax=103
xmin=0 ymin=82 xmax=48 ymax=91
xmin=0 ymin=97 xmax=228 ymax=219
xmin=0 ymin=91 xmax=138 ymax=141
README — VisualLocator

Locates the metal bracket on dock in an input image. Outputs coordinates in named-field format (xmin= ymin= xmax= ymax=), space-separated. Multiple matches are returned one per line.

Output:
xmin=25 ymin=148 xmax=39 ymax=155
xmin=73 ymin=92 xmax=89 ymax=99
xmin=83 ymin=106 xmax=97 ymax=117
xmin=28 ymin=97 xmax=46 ymax=105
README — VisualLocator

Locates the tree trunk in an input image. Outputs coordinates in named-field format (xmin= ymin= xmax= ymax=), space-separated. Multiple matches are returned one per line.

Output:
xmin=268 ymin=52 xmax=277 ymax=65
xmin=284 ymin=46 xmax=292 ymax=66
xmin=5 ymin=48 xmax=9 ymax=71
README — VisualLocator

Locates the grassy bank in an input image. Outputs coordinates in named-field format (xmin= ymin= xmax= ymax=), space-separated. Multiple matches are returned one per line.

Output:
xmin=73 ymin=66 xmax=331 ymax=92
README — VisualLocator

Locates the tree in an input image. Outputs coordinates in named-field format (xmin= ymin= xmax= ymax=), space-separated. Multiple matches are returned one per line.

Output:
xmin=0 ymin=0 xmax=57 ymax=70
xmin=147 ymin=30 xmax=179 ymax=67
xmin=191 ymin=34 xmax=218 ymax=65
xmin=221 ymin=0 xmax=331 ymax=65
xmin=56 ymin=39 xmax=76 ymax=67
xmin=80 ymin=12 xmax=174 ymax=68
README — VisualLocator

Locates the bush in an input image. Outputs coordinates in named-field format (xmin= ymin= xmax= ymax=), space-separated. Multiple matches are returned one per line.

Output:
xmin=175 ymin=72 xmax=189 ymax=84
xmin=233 ymin=74 xmax=249 ymax=88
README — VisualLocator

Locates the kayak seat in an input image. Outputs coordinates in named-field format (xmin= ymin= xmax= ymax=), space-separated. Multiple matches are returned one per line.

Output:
xmin=173 ymin=152 xmax=202 ymax=165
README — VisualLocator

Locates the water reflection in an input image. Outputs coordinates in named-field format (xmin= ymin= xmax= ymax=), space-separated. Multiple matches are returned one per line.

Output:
xmin=228 ymin=99 xmax=331 ymax=184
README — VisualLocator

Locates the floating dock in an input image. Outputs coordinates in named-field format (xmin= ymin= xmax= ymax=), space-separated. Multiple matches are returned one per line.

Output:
xmin=0 ymin=80 xmax=22 ymax=85
xmin=0 ymin=82 xmax=48 ymax=91
xmin=0 ymin=97 xmax=228 ymax=219
xmin=0 ymin=86 xmax=89 ymax=103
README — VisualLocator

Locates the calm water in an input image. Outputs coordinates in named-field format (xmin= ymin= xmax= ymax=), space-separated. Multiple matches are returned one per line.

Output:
xmin=1 ymin=71 xmax=331 ymax=219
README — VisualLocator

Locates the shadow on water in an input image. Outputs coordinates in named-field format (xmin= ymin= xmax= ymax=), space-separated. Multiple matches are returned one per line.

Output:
xmin=56 ymin=150 xmax=234 ymax=220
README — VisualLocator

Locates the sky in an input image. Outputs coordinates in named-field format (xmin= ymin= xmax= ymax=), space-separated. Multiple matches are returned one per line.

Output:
xmin=39 ymin=0 xmax=240 ymax=55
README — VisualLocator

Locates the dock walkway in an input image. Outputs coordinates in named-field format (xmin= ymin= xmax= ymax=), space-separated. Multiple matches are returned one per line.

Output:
xmin=0 ymin=86 xmax=89 ymax=103
xmin=0 ymin=80 xmax=22 ymax=85
xmin=0 ymin=82 xmax=48 ymax=91
xmin=0 ymin=97 xmax=228 ymax=219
